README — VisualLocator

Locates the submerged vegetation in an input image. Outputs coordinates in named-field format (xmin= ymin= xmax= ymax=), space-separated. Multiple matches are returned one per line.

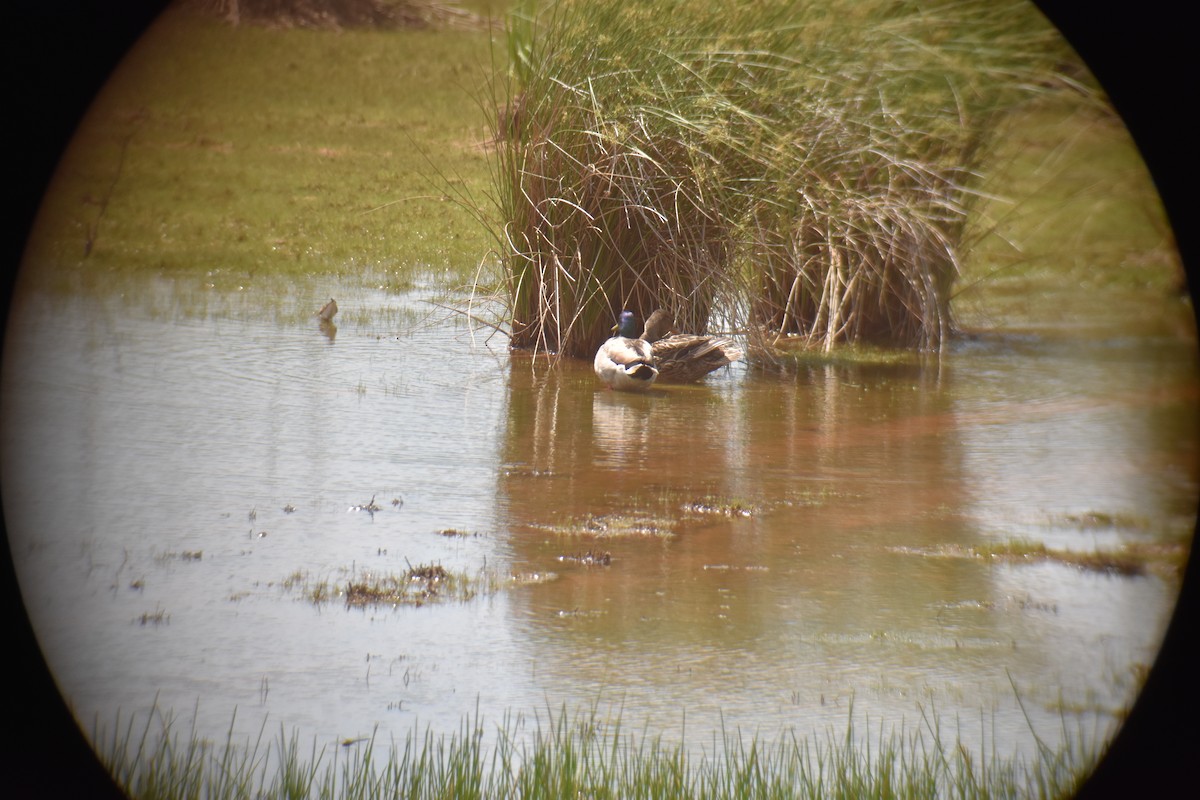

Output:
xmin=21 ymin=2 xmax=499 ymax=289
xmin=894 ymin=539 xmax=1190 ymax=579
xmin=96 ymin=700 xmax=1103 ymax=800
xmin=280 ymin=563 xmax=553 ymax=607
xmin=967 ymin=539 xmax=1189 ymax=579
xmin=487 ymin=0 xmax=1096 ymax=358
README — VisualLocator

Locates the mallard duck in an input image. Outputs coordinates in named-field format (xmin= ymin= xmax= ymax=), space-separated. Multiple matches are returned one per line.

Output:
xmin=639 ymin=309 xmax=742 ymax=383
xmin=594 ymin=310 xmax=742 ymax=390
xmin=593 ymin=310 xmax=658 ymax=392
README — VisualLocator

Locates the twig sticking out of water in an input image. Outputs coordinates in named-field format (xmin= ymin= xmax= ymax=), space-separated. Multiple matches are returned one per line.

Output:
xmin=350 ymin=494 xmax=383 ymax=518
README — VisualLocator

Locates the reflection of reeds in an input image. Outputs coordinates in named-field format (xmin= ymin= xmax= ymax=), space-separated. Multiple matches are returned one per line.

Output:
xmin=488 ymin=0 xmax=1082 ymax=358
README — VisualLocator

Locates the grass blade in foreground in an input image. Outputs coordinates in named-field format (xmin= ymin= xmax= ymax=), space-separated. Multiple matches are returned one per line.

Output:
xmin=96 ymin=700 xmax=1103 ymax=799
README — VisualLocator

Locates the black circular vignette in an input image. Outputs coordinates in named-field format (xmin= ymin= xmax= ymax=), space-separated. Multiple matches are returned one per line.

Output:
xmin=2 ymin=2 xmax=1195 ymax=798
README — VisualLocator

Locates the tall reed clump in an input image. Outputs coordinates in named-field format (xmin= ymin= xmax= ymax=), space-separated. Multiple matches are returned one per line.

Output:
xmin=489 ymin=0 xmax=756 ymax=357
xmin=487 ymin=0 xmax=1082 ymax=357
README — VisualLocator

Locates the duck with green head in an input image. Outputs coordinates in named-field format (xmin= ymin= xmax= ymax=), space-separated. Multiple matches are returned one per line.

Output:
xmin=593 ymin=310 xmax=742 ymax=391
xmin=593 ymin=310 xmax=658 ymax=392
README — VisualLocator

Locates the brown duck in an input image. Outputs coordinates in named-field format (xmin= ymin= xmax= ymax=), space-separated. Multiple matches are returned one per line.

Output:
xmin=639 ymin=309 xmax=742 ymax=383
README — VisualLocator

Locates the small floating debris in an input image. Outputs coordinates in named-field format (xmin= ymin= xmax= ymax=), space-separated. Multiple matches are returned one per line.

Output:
xmin=502 ymin=466 xmax=555 ymax=478
xmin=248 ymin=508 xmax=257 ymax=522
xmin=508 ymin=570 xmax=557 ymax=585
xmin=181 ymin=550 xmax=203 ymax=561
xmin=350 ymin=495 xmax=383 ymax=517
xmin=136 ymin=608 xmax=168 ymax=626
xmin=391 ymin=497 xmax=404 ymax=509
xmin=702 ymin=564 xmax=768 ymax=572
xmin=555 ymin=608 xmax=605 ymax=618
xmin=316 ymin=298 xmax=338 ymax=322
xmin=282 ymin=504 xmax=296 ymax=514
xmin=437 ymin=528 xmax=483 ymax=538
xmin=682 ymin=497 xmax=755 ymax=517
xmin=557 ymin=550 xmax=612 ymax=567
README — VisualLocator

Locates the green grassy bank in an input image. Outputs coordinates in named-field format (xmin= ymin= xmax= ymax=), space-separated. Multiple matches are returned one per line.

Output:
xmin=17 ymin=1 xmax=1182 ymax=339
xmin=22 ymin=2 xmax=501 ymax=291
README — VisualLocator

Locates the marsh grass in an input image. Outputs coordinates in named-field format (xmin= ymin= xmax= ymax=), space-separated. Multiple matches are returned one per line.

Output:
xmin=536 ymin=511 xmax=677 ymax=539
xmin=345 ymin=563 xmax=468 ymax=607
xmin=969 ymin=539 xmax=1189 ymax=579
xmin=280 ymin=562 xmax=551 ymax=608
xmin=488 ymin=0 xmax=1088 ymax=358
xmin=896 ymin=538 xmax=1190 ymax=579
xmin=682 ymin=496 xmax=756 ymax=518
xmin=22 ymin=3 xmax=497 ymax=288
xmin=95 ymin=699 xmax=1103 ymax=799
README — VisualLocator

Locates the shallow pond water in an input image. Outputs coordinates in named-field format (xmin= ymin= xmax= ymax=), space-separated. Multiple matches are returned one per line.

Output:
xmin=2 ymin=275 xmax=1196 ymax=770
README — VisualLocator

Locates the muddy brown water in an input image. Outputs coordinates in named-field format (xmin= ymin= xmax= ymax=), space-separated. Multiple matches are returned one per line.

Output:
xmin=2 ymin=277 xmax=1196 ymax=766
